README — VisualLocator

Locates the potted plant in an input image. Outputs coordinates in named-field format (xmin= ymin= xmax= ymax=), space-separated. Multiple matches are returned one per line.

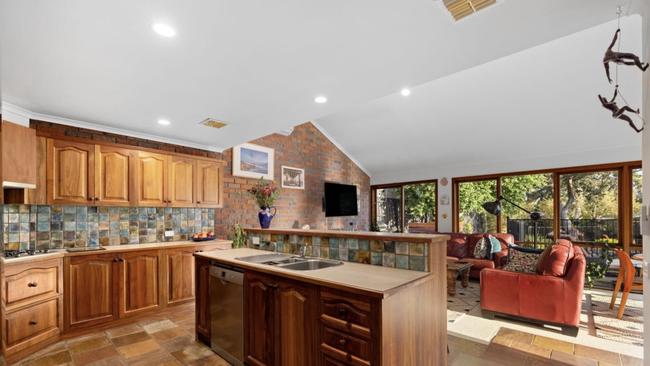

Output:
xmin=231 ymin=224 xmax=246 ymax=248
xmin=585 ymin=242 xmax=613 ymax=288
xmin=248 ymin=178 xmax=279 ymax=228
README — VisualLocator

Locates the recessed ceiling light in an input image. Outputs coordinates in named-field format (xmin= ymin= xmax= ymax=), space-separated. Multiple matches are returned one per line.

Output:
xmin=314 ymin=96 xmax=328 ymax=104
xmin=400 ymin=88 xmax=411 ymax=96
xmin=152 ymin=23 xmax=176 ymax=38
xmin=157 ymin=119 xmax=171 ymax=126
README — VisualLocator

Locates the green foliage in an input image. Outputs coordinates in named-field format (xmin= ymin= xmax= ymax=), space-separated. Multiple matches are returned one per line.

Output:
xmin=585 ymin=245 xmax=613 ymax=288
xmin=247 ymin=178 xmax=279 ymax=208
xmin=231 ymin=224 xmax=246 ymax=248
xmin=458 ymin=180 xmax=497 ymax=233
xmin=404 ymin=183 xmax=436 ymax=224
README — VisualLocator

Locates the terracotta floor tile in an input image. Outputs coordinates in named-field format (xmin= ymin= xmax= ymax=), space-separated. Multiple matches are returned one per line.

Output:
xmin=105 ymin=324 xmax=143 ymax=339
xmin=492 ymin=328 xmax=535 ymax=347
xmin=481 ymin=344 xmax=529 ymax=366
xmin=158 ymin=335 xmax=196 ymax=354
xmin=116 ymin=339 xmax=160 ymax=360
xmin=22 ymin=350 xmax=73 ymax=366
xmin=524 ymin=356 xmax=570 ymax=366
xmin=170 ymin=344 xmax=215 ymax=364
xmin=188 ymin=354 xmax=230 ymax=366
xmin=509 ymin=340 xmax=552 ymax=359
xmin=574 ymin=344 xmax=621 ymax=365
xmin=111 ymin=332 xmax=151 ymax=348
xmin=72 ymin=346 xmax=119 ymax=366
xmin=126 ymin=350 xmax=182 ymax=366
xmin=84 ymin=356 xmax=126 ymax=366
xmin=532 ymin=335 xmax=575 ymax=354
xmin=67 ymin=336 xmax=111 ymax=354
xmin=151 ymin=327 xmax=191 ymax=343
xmin=550 ymin=350 xmax=598 ymax=366
xmin=142 ymin=320 xmax=177 ymax=334
xmin=619 ymin=354 xmax=644 ymax=366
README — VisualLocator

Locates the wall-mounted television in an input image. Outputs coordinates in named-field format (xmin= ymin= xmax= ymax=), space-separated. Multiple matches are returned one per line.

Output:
xmin=324 ymin=182 xmax=358 ymax=217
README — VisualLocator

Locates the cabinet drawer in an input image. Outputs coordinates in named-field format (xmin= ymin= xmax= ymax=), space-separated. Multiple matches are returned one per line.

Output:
xmin=320 ymin=290 xmax=372 ymax=338
xmin=323 ymin=327 xmax=370 ymax=361
xmin=5 ymin=266 xmax=59 ymax=305
xmin=321 ymin=342 xmax=371 ymax=366
xmin=4 ymin=299 xmax=59 ymax=346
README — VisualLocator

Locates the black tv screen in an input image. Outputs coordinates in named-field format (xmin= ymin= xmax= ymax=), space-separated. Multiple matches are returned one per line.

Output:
xmin=324 ymin=182 xmax=358 ymax=217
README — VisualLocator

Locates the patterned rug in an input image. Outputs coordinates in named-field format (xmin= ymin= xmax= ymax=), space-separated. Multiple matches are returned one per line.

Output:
xmin=446 ymin=280 xmax=644 ymax=347
xmin=580 ymin=291 xmax=644 ymax=347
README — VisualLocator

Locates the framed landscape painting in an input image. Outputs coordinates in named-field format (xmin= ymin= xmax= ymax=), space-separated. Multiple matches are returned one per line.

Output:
xmin=233 ymin=143 xmax=274 ymax=180
xmin=281 ymin=166 xmax=305 ymax=189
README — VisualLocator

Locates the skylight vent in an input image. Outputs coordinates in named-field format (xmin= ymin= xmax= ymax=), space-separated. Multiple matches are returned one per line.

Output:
xmin=443 ymin=0 xmax=496 ymax=21
xmin=200 ymin=118 xmax=228 ymax=129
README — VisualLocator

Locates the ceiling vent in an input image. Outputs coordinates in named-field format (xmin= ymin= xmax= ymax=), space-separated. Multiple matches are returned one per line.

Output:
xmin=200 ymin=118 xmax=228 ymax=129
xmin=443 ymin=0 xmax=496 ymax=21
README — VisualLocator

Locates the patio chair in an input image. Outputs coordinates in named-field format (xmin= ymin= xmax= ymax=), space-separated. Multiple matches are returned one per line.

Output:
xmin=609 ymin=248 xmax=643 ymax=319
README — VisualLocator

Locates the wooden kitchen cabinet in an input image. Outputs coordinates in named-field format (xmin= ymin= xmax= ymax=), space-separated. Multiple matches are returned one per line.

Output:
xmin=47 ymin=139 xmax=94 ymax=204
xmin=94 ymin=145 xmax=133 ymax=205
xmin=196 ymin=160 xmax=223 ymax=207
xmin=117 ymin=250 xmax=162 ymax=318
xmin=1 ymin=121 xmax=37 ymax=188
xmin=243 ymin=271 xmax=318 ymax=366
xmin=195 ymin=255 xmax=212 ymax=343
xmin=165 ymin=247 xmax=196 ymax=305
xmin=64 ymin=254 xmax=117 ymax=330
xmin=134 ymin=151 xmax=168 ymax=206
xmin=169 ymin=156 xmax=195 ymax=206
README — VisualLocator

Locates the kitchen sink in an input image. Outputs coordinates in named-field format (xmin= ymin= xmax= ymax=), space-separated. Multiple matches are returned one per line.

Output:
xmin=276 ymin=259 xmax=343 ymax=271
xmin=235 ymin=253 xmax=293 ymax=264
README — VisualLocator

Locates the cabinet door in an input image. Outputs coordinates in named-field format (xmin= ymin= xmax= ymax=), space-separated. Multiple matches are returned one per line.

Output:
xmin=117 ymin=250 xmax=161 ymax=317
xmin=47 ymin=139 xmax=94 ymax=204
xmin=196 ymin=160 xmax=223 ymax=207
xmin=1 ymin=121 xmax=37 ymax=187
xmin=276 ymin=281 xmax=318 ymax=366
xmin=134 ymin=152 xmax=168 ymax=206
xmin=244 ymin=272 xmax=277 ymax=366
xmin=95 ymin=145 xmax=132 ymax=205
xmin=65 ymin=254 xmax=116 ymax=329
xmin=169 ymin=156 xmax=195 ymax=206
xmin=166 ymin=248 xmax=195 ymax=305
xmin=195 ymin=256 xmax=211 ymax=341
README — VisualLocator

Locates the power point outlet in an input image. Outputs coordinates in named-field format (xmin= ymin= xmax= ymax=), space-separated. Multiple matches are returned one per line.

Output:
xmin=164 ymin=230 xmax=174 ymax=237
xmin=252 ymin=237 xmax=260 ymax=244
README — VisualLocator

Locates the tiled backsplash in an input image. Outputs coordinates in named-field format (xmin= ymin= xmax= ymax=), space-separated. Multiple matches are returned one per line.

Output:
xmin=2 ymin=205 xmax=216 ymax=251
xmin=246 ymin=232 xmax=429 ymax=271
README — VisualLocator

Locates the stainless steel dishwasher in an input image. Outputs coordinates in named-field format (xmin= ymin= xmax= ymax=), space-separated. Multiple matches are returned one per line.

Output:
xmin=209 ymin=264 xmax=244 ymax=366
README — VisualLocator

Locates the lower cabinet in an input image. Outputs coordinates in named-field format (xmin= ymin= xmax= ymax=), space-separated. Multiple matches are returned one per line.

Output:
xmin=117 ymin=250 xmax=161 ymax=318
xmin=166 ymin=247 xmax=196 ymax=305
xmin=244 ymin=271 xmax=318 ymax=366
xmin=195 ymin=256 xmax=211 ymax=343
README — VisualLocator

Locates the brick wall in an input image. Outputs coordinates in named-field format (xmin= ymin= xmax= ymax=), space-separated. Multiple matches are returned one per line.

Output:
xmin=29 ymin=121 xmax=370 ymax=239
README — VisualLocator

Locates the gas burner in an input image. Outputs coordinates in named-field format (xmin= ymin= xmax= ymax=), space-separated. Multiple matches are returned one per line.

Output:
xmin=3 ymin=250 xmax=22 ymax=258
xmin=36 ymin=248 xmax=49 ymax=254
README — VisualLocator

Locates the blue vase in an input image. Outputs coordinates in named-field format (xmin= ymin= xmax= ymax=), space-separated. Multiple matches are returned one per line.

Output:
xmin=258 ymin=207 xmax=277 ymax=229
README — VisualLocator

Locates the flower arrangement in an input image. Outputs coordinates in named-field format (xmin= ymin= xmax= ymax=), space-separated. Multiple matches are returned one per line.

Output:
xmin=248 ymin=178 xmax=279 ymax=209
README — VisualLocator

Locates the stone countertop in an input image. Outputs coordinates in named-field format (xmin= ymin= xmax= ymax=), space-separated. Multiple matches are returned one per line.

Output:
xmin=1 ymin=239 xmax=232 ymax=263
xmin=244 ymin=227 xmax=448 ymax=243
xmin=195 ymin=248 xmax=431 ymax=298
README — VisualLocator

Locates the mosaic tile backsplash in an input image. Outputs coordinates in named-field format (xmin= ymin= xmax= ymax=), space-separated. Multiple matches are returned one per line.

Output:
xmin=2 ymin=205 xmax=216 ymax=251
xmin=246 ymin=232 xmax=429 ymax=272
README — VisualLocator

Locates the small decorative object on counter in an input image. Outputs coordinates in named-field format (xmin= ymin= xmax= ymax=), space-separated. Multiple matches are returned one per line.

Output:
xmin=191 ymin=231 xmax=216 ymax=242
xmin=248 ymin=178 xmax=279 ymax=228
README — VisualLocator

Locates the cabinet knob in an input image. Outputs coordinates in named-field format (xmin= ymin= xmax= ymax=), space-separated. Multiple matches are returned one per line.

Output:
xmin=113 ymin=258 xmax=119 ymax=262
xmin=29 ymin=320 xmax=37 ymax=326
xmin=338 ymin=338 xmax=347 ymax=347
xmin=338 ymin=308 xmax=347 ymax=317
xmin=28 ymin=282 xmax=38 ymax=287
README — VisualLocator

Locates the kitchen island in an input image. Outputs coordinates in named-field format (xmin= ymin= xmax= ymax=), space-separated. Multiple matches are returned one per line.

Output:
xmin=195 ymin=229 xmax=449 ymax=366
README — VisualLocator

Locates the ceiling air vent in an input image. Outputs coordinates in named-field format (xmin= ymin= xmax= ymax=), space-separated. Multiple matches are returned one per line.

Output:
xmin=443 ymin=0 xmax=496 ymax=21
xmin=200 ymin=118 xmax=228 ymax=129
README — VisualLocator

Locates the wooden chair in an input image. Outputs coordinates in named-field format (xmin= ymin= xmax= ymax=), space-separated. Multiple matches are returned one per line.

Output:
xmin=609 ymin=249 xmax=643 ymax=319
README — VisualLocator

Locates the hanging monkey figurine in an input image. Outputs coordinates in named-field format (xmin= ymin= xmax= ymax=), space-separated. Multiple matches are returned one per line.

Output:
xmin=598 ymin=86 xmax=643 ymax=132
xmin=603 ymin=29 xmax=649 ymax=83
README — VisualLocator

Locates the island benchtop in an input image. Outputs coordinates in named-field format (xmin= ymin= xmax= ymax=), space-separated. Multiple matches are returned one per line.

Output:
xmin=244 ymin=227 xmax=449 ymax=243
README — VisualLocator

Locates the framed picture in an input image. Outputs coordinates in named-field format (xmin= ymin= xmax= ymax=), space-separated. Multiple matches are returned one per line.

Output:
xmin=281 ymin=166 xmax=305 ymax=189
xmin=232 ymin=143 xmax=274 ymax=180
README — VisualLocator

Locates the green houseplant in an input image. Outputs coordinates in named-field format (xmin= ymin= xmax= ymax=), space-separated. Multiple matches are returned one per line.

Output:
xmin=585 ymin=243 xmax=613 ymax=288
xmin=231 ymin=224 xmax=246 ymax=248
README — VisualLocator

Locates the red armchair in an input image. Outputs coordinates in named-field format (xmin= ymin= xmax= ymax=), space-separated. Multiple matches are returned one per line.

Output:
xmin=480 ymin=243 xmax=586 ymax=335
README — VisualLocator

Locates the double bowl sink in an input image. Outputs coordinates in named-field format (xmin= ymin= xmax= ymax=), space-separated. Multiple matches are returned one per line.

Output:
xmin=235 ymin=253 xmax=342 ymax=271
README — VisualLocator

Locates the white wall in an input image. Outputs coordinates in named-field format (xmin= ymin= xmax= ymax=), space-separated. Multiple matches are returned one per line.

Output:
xmin=372 ymin=144 xmax=639 ymax=232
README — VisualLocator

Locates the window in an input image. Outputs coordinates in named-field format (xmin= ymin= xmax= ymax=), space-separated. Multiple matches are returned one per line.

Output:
xmin=559 ymin=171 xmax=619 ymax=245
xmin=632 ymin=168 xmax=643 ymax=245
xmin=372 ymin=180 xmax=437 ymax=233
xmin=457 ymin=179 xmax=497 ymax=233
xmin=501 ymin=174 xmax=554 ymax=246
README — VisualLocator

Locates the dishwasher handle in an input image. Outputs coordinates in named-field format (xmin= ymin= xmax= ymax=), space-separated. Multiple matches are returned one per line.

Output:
xmin=210 ymin=265 xmax=244 ymax=286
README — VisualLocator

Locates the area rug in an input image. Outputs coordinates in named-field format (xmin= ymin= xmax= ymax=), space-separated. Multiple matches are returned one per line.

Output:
xmin=580 ymin=292 xmax=644 ymax=347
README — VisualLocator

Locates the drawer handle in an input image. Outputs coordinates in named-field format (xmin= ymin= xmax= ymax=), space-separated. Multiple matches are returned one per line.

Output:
xmin=338 ymin=308 xmax=347 ymax=317
xmin=29 ymin=320 xmax=37 ymax=326
xmin=28 ymin=282 xmax=38 ymax=288
xmin=338 ymin=338 xmax=347 ymax=347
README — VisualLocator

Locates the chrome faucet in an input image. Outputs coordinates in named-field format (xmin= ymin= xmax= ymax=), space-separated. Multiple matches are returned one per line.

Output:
xmin=297 ymin=244 xmax=307 ymax=258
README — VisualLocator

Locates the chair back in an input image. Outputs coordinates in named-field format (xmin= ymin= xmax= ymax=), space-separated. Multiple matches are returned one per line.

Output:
xmin=614 ymin=248 xmax=635 ymax=288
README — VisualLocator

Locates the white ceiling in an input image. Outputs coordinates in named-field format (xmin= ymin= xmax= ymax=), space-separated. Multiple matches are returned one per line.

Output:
xmin=0 ymin=0 xmax=636 ymax=152
xmin=318 ymin=15 xmax=644 ymax=182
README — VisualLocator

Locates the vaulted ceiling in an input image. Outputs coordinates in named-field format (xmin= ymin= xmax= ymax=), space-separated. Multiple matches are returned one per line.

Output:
xmin=1 ymin=0 xmax=639 ymax=155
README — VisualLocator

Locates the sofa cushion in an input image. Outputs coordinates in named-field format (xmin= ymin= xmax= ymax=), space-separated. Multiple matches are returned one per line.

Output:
xmin=446 ymin=256 xmax=459 ymax=262
xmin=503 ymin=245 xmax=543 ymax=273
xmin=467 ymin=234 xmax=486 ymax=256
xmin=473 ymin=237 xmax=492 ymax=259
xmin=536 ymin=239 xmax=575 ymax=277
xmin=447 ymin=238 xmax=468 ymax=258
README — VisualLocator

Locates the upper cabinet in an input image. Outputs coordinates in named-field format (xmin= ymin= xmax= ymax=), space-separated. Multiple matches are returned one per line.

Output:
xmin=169 ymin=156 xmax=195 ymax=207
xmin=1 ymin=121 xmax=37 ymax=189
xmin=47 ymin=139 xmax=94 ymax=204
xmin=134 ymin=151 xmax=168 ymax=206
xmin=196 ymin=160 xmax=224 ymax=207
xmin=95 ymin=145 xmax=133 ymax=205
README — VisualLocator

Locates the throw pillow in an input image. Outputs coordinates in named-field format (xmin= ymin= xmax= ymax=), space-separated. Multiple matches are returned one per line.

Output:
xmin=488 ymin=235 xmax=502 ymax=254
xmin=447 ymin=238 xmax=467 ymax=258
xmin=503 ymin=245 xmax=543 ymax=273
xmin=536 ymin=239 xmax=575 ymax=277
xmin=472 ymin=237 xmax=491 ymax=259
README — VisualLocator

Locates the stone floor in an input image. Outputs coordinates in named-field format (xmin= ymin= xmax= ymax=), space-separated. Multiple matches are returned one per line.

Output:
xmin=4 ymin=303 xmax=644 ymax=366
